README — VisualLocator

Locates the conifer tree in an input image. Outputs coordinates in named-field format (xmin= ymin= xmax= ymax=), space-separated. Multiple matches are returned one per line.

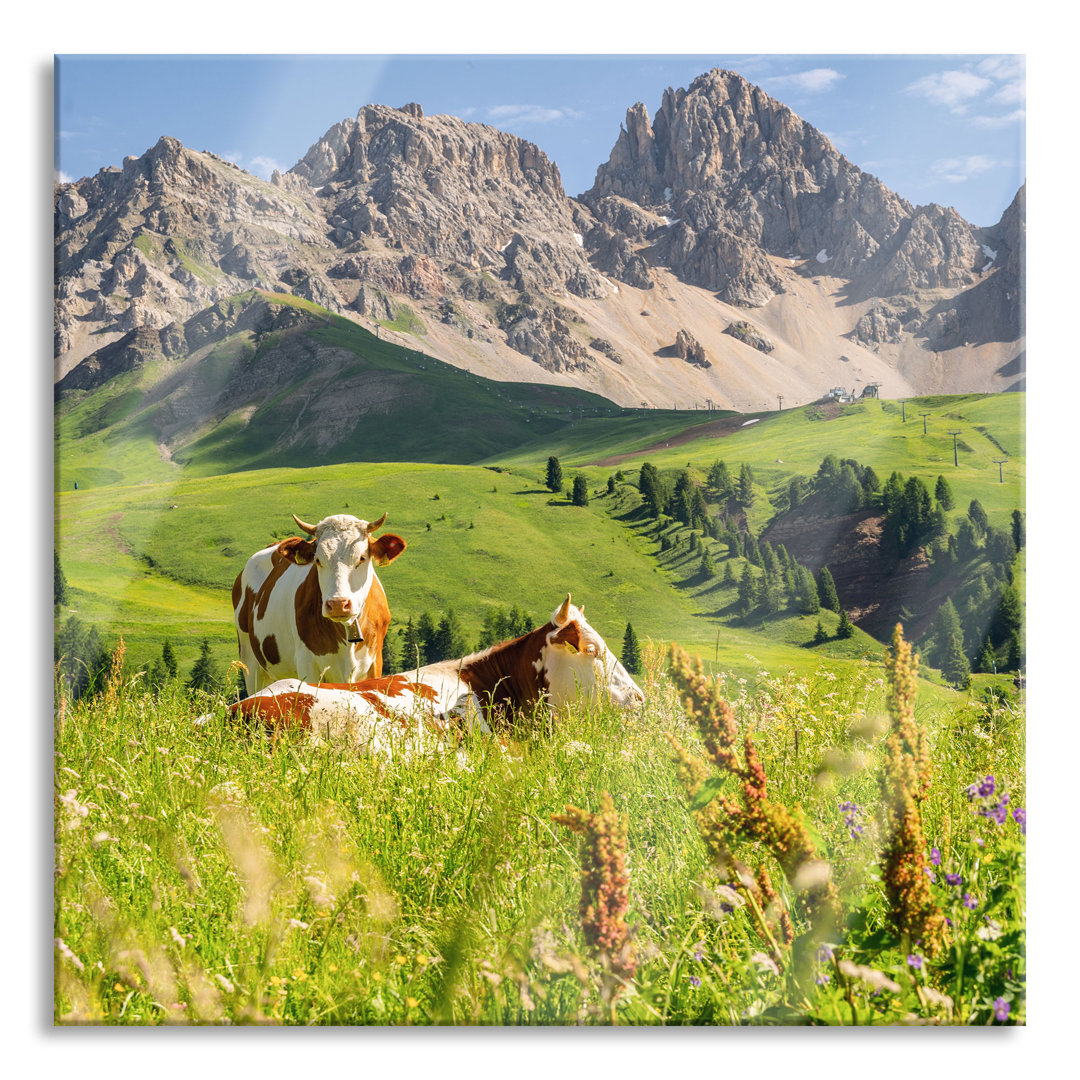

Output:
xmin=432 ymin=609 xmax=469 ymax=663
xmin=968 ymin=499 xmax=989 ymax=537
xmin=836 ymin=608 xmax=855 ymax=640
xmin=621 ymin=623 xmax=642 ymax=675
xmin=1006 ymin=631 xmax=1023 ymax=672
xmin=976 ymin=638 xmax=997 ymax=675
xmin=989 ymin=583 xmax=1023 ymax=647
xmin=54 ymin=550 xmax=68 ymax=608
xmin=935 ymin=475 xmax=954 ymax=511
xmin=160 ymin=639 xmax=177 ymax=678
xmin=737 ymin=463 xmax=755 ymax=506
xmin=700 ymin=550 xmax=716 ymax=578
xmin=546 ymin=456 xmax=564 ymax=493
xmin=812 ymin=619 xmax=829 ymax=645
xmin=572 ymin=475 xmax=589 ymax=506
xmin=416 ymin=612 xmax=437 ymax=663
xmin=607 ymin=475 xmax=616 ymax=495
xmin=1011 ymin=509 xmax=1025 ymax=551
xmin=797 ymin=566 xmax=821 ymax=615
xmin=931 ymin=599 xmax=968 ymax=686
xmin=402 ymin=616 xmax=425 ymax=668
xmin=186 ymin=639 xmax=220 ymax=693
xmin=722 ymin=562 xmax=736 ymax=586
xmin=737 ymin=564 xmax=756 ymax=616
xmin=707 ymin=460 xmax=733 ymax=498
xmin=817 ymin=565 xmax=840 ymax=613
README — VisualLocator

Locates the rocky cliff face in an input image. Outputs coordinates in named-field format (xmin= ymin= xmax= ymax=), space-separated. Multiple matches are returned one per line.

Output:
xmin=55 ymin=69 xmax=1024 ymax=409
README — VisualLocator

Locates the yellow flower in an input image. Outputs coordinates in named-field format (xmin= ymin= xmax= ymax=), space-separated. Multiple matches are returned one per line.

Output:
xmin=405 ymin=996 xmax=419 ymax=1009
xmin=269 ymin=976 xmax=283 ymax=986
xmin=293 ymin=971 xmax=309 ymax=983
xmin=371 ymin=971 xmax=383 ymax=982
xmin=327 ymin=963 xmax=338 ymax=973
xmin=394 ymin=954 xmax=407 ymax=965
xmin=415 ymin=953 xmax=428 ymax=966
xmin=113 ymin=982 xmax=125 ymax=993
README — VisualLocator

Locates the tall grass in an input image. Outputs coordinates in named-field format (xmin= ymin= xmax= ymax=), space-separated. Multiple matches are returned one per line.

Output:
xmin=54 ymin=641 xmax=1024 ymax=1025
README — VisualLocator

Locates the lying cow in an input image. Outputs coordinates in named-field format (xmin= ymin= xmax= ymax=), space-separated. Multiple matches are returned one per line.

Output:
xmin=219 ymin=594 xmax=644 ymax=757
xmin=233 ymin=512 xmax=406 ymax=694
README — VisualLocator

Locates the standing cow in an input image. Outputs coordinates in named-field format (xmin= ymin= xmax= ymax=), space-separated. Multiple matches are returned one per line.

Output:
xmin=233 ymin=512 xmax=406 ymax=693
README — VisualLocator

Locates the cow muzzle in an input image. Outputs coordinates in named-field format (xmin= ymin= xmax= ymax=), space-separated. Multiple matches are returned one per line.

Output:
xmin=324 ymin=597 xmax=354 ymax=620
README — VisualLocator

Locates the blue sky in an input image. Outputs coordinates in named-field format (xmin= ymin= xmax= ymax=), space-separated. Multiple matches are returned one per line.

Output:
xmin=55 ymin=53 xmax=1024 ymax=227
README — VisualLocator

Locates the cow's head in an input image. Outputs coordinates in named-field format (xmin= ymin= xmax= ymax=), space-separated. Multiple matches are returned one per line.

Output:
xmin=285 ymin=512 xmax=406 ymax=623
xmin=540 ymin=594 xmax=645 ymax=710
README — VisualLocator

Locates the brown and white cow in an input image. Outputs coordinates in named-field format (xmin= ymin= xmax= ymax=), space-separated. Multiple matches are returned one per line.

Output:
xmin=232 ymin=512 xmax=406 ymax=694
xmin=219 ymin=594 xmax=644 ymax=757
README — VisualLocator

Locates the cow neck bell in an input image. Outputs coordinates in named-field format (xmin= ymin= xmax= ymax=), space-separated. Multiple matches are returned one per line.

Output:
xmin=347 ymin=617 xmax=364 ymax=644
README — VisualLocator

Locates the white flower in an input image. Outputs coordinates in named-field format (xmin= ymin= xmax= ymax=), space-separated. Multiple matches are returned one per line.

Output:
xmin=288 ymin=918 xmax=310 ymax=931
xmin=750 ymin=951 xmax=780 ymax=976
xmin=169 ymin=926 xmax=188 ymax=948
xmin=214 ymin=973 xmax=235 ymax=994
xmin=565 ymin=741 xmax=592 ymax=757
xmin=55 ymin=937 xmax=84 ymax=971
xmin=838 ymin=959 xmax=901 ymax=993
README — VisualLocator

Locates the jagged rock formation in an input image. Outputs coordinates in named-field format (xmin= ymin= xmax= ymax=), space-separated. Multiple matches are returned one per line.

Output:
xmin=723 ymin=320 xmax=774 ymax=353
xmin=672 ymin=329 xmax=709 ymax=367
xmin=55 ymin=68 xmax=1024 ymax=410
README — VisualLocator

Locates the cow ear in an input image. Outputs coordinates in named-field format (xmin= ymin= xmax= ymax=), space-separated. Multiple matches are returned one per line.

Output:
xmin=278 ymin=536 xmax=316 ymax=565
xmin=371 ymin=533 xmax=406 ymax=566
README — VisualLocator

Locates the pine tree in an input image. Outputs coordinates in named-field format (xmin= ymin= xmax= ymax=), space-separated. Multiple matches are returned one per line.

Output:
xmin=572 ymin=475 xmax=589 ymax=506
xmin=606 ymin=475 xmax=616 ymax=495
xmin=797 ymin=566 xmax=821 ymax=615
xmin=722 ymin=562 xmax=736 ymax=586
xmin=1011 ymin=509 xmax=1025 ymax=551
xmin=700 ymin=550 xmax=717 ymax=578
xmin=186 ymin=639 xmax=220 ymax=693
xmin=707 ymin=460 xmax=733 ymax=498
xmin=380 ymin=625 xmax=398 ymax=673
xmin=737 ymin=463 xmax=755 ymax=506
xmin=931 ymin=599 xmax=969 ymax=686
xmin=54 ymin=550 xmax=69 ymax=608
xmin=546 ymin=456 xmax=564 ymax=493
xmin=968 ymin=499 xmax=989 ymax=537
xmin=621 ymin=623 xmax=642 ymax=675
xmin=161 ymin=639 xmax=178 ymax=678
xmin=989 ymin=583 xmax=1023 ymax=647
xmin=976 ymin=638 xmax=997 ymax=675
xmin=836 ymin=608 xmax=855 ymax=640
xmin=432 ymin=610 xmax=469 ymax=663
xmin=416 ymin=612 xmax=437 ymax=664
xmin=638 ymin=462 xmax=663 ymax=518
xmin=1006 ymin=631 xmax=1023 ymax=672
xmin=817 ymin=565 xmax=840 ymax=613
xmin=402 ymin=617 xmax=425 ymax=668
xmin=935 ymin=475 xmax=954 ymax=511
xmin=737 ymin=564 xmax=756 ymax=616
xmin=812 ymin=619 xmax=829 ymax=645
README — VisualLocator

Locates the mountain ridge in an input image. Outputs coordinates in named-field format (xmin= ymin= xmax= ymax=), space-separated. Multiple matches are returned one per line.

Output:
xmin=55 ymin=68 xmax=1025 ymax=413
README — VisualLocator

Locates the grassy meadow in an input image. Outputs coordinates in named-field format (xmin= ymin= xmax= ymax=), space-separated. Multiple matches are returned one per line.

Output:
xmin=54 ymin=638 xmax=1025 ymax=1025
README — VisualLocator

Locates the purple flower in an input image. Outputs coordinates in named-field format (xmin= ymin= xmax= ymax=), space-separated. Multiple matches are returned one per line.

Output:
xmin=979 ymin=776 xmax=996 ymax=798
xmin=693 ymin=949 xmax=703 ymax=962
xmin=924 ymin=867 xmax=937 ymax=882
xmin=816 ymin=945 xmax=834 ymax=963
xmin=907 ymin=954 xmax=923 ymax=970
xmin=930 ymin=847 xmax=941 ymax=866
xmin=689 ymin=975 xmax=701 ymax=988
xmin=963 ymin=893 xmax=977 ymax=910
xmin=1013 ymin=808 xmax=1026 ymax=834
xmin=816 ymin=973 xmax=830 ymax=985
xmin=994 ymin=997 xmax=1010 ymax=1022
xmin=946 ymin=873 xmax=962 ymax=887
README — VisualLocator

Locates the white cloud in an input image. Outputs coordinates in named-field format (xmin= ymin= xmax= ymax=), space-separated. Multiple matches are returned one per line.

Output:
xmin=763 ymin=68 xmax=844 ymax=94
xmin=485 ymin=104 xmax=583 ymax=125
xmin=976 ymin=55 xmax=1025 ymax=82
xmin=971 ymin=108 xmax=1026 ymax=129
xmin=905 ymin=69 xmax=992 ymax=113
xmin=248 ymin=155 xmax=285 ymax=178
xmin=55 ymin=170 xmax=73 ymax=184
xmin=930 ymin=154 xmax=1004 ymax=184
xmin=990 ymin=80 xmax=1026 ymax=107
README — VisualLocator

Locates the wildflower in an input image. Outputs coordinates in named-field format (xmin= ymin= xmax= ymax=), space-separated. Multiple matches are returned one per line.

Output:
xmin=816 ymin=945 xmax=834 ymax=963
xmin=877 ymin=625 xmax=946 ymax=954
xmin=415 ymin=953 xmax=429 ymax=966
xmin=693 ymin=949 xmax=704 ymax=962
xmin=924 ymin=868 xmax=937 ymax=882
xmin=907 ymin=954 xmax=923 ymax=970
xmin=405 ymin=996 xmax=419 ymax=1009
xmin=930 ymin=847 xmax=941 ymax=866
xmin=371 ymin=972 xmax=383 ymax=982
xmin=838 ymin=960 xmax=901 ymax=994
xmin=394 ymin=954 xmax=408 ymax=966
xmin=963 ymin=893 xmax=977 ymax=910
xmin=839 ymin=801 xmax=864 ymax=839
xmin=215 ymin=974 xmax=235 ymax=994
xmin=552 ymin=792 xmax=636 ymax=982
xmin=689 ymin=975 xmax=701 ymax=988
xmin=1013 ymin=808 xmax=1026 ymax=834
xmin=113 ymin=982 xmax=125 ymax=993
xmin=994 ymin=997 xmax=1011 ymax=1022
xmin=946 ymin=873 xmax=962 ymax=887
xmin=979 ymin=776 xmax=996 ymax=798
xmin=816 ymin=973 xmax=830 ymax=985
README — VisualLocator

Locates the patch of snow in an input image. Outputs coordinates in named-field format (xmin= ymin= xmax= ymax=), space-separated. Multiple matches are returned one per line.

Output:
xmin=663 ymin=186 xmax=673 ymax=203
xmin=741 ymin=418 xmax=760 ymax=427
xmin=1006 ymin=292 xmax=1010 ymax=300
xmin=816 ymin=249 xmax=830 ymax=264
xmin=601 ymin=276 xmax=619 ymax=294
xmin=572 ymin=232 xmax=584 ymax=247
xmin=981 ymin=244 xmax=997 ymax=272
xmin=660 ymin=216 xmax=680 ymax=227
xmin=499 ymin=239 xmax=512 ymax=253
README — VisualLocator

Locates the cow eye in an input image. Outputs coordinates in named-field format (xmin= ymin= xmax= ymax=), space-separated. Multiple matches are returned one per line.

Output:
xmin=357 ymin=555 xmax=367 ymax=565
xmin=314 ymin=558 xmax=322 ymax=567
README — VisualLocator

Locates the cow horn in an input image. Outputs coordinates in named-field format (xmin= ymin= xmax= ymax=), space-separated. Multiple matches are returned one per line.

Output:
xmin=367 ymin=512 xmax=387 ymax=533
xmin=292 ymin=514 xmax=317 ymax=535
xmin=554 ymin=593 xmax=573 ymax=626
